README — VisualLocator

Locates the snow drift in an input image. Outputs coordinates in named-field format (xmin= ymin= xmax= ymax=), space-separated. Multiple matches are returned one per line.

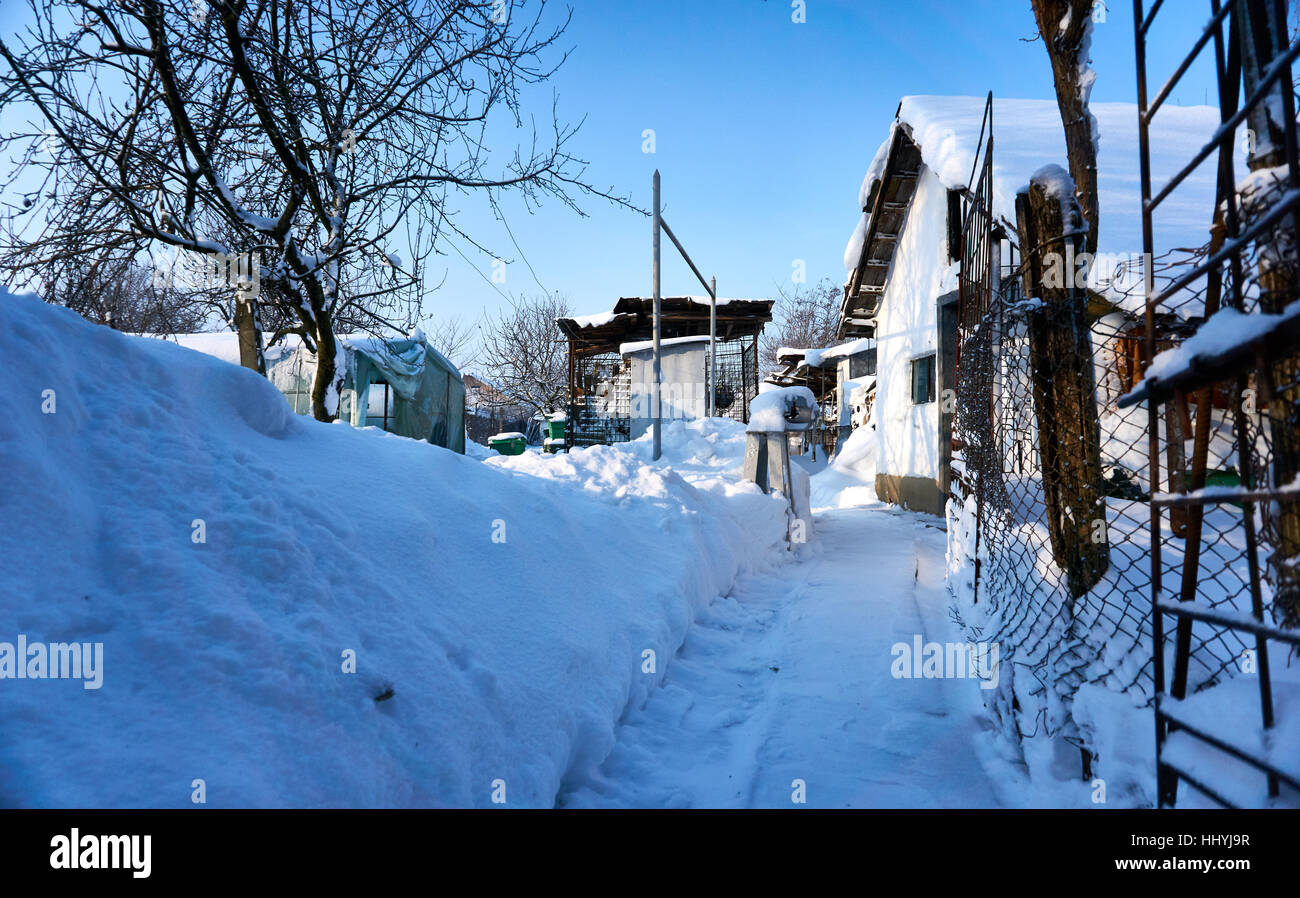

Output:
xmin=0 ymin=289 xmax=793 ymax=808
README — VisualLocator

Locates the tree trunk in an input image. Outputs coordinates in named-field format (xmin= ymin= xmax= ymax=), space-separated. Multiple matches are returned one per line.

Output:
xmin=234 ymin=294 xmax=266 ymax=375
xmin=1030 ymin=0 xmax=1100 ymax=256
xmin=1019 ymin=170 xmax=1110 ymax=599
xmin=1178 ymin=216 xmax=1228 ymax=604
xmin=310 ymin=310 xmax=338 ymax=423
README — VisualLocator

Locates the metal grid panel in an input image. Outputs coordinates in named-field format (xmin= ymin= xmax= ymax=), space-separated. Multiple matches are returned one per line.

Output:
xmin=1132 ymin=0 xmax=1300 ymax=807
xmin=569 ymin=351 xmax=631 ymax=447
xmin=705 ymin=336 xmax=758 ymax=426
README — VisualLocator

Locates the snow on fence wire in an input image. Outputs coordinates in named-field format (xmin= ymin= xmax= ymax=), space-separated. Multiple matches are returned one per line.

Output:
xmin=948 ymin=246 xmax=1277 ymax=750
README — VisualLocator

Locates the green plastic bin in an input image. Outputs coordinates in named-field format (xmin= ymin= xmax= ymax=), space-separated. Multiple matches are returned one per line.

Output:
xmin=543 ymin=415 xmax=566 ymax=453
xmin=488 ymin=433 xmax=527 ymax=456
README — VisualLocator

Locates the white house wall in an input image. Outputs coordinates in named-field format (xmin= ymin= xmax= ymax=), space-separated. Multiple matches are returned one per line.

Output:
xmin=873 ymin=164 xmax=951 ymax=482
xmin=836 ymin=356 xmax=853 ymax=426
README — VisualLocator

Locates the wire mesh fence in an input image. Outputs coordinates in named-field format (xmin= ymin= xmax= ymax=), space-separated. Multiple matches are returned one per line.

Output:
xmin=569 ymin=351 xmax=631 ymax=447
xmin=705 ymin=337 xmax=759 ymax=427
xmin=948 ymin=241 xmax=1294 ymax=747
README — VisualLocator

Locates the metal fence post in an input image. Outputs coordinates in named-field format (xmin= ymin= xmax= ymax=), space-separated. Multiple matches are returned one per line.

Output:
xmin=709 ymin=276 xmax=717 ymax=417
xmin=652 ymin=170 xmax=662 ymax=461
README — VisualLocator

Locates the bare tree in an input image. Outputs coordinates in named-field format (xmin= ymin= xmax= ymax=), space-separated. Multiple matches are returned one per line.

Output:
xmin=43 ymin=253 xmax=208 ymax=334
xmin=760 ymin=277 xmax=843 ymax=372
xmin=464 ymin=372 xmax=530 ymax=443
xmin=0 ymin=0 xmax=629 ymax=420
xmin=424 ymin=312 xmax=482 ymax=374
xmin=1030 ymin=0 xmax=1101 ymax=255
xmin=479 ymin=292 xmax=568 ymax=418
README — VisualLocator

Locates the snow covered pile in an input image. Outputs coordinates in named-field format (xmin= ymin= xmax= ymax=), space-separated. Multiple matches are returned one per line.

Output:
xmin=0 ymin=289 xmax=793 ymax=808
xmin=623 ymin=416 xmax=753 ymax=472
xmin=746 ymin=386 xmax=817 ymax=432
xmin=809 ymin=424 xmax=879 ymax=511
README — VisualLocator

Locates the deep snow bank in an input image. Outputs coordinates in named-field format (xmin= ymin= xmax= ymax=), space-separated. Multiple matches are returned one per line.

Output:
xmin=809 ymin=424 xmax=879 ymax=510
xmin=0 ymin=290 xmax=791 ymax=807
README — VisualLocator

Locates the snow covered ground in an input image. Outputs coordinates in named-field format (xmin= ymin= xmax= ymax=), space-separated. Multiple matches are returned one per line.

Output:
xmin=0 ymin=291 xmax=1110 ymax=809
xmin=0 ymin=290 xmax=797 ymax=808
xmin=561 ymin=427 xmax=1094 ymax=808
xmin=559 ymin=503 xmax=1012 ymax=807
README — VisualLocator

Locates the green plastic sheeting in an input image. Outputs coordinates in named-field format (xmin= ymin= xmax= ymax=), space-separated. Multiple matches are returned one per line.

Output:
xmin=267 ymin=336 xmax=465 ymax=453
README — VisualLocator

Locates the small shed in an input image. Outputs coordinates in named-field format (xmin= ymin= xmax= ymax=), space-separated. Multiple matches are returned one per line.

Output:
xmin=555 ymin=296 xmax=774 ymax=448
xmin=619 ymin=335 xmax=713 ymax=438
xmin=765 ymin=338 xmax=877 ymax=456
xmin=837 ymin=95 xmax=1221 ymax=514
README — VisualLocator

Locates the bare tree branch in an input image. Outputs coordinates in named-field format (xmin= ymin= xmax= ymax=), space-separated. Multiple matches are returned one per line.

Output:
xmin=0 ymin=0 xmax=634 ymax=421
xmin=479 ymin=291 xmax=567 ymax=418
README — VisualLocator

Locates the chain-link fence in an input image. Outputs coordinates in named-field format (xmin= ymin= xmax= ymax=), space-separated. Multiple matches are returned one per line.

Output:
xmin=947 ymin=236 xmax=1294 ymax=749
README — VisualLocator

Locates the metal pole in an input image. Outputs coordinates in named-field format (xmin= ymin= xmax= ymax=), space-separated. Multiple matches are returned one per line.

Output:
xmin=660 ymin=217 xmax=713 ymax=296
xmin=652 ymin=170 xmax=662 ymax=461
xmin=708 ymin=276 xmax=716 ymax=418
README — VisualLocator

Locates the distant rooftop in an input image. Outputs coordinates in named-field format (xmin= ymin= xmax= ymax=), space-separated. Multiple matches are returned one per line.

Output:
xmin=556 ymin=296 xmax=773 ymax=356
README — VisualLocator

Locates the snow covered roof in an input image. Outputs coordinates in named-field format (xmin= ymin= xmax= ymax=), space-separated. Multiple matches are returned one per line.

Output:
xmin=560 ymin=296 xmax=772 ymax=330
xmin=565 ymin=310 xmax=624 ymax=329
xmin=806 ymin=338 xmax=874 ymax=368
xmin=775 ymin=338 xmax=874 ymax=371
xmin=619 ymin=334 xmax=712 ymax=356
xmin=850 ymin=96 xmax=1221 ymax=259
xmin=843 ymin=96 xmax=1226 ymax=321
xmin=149 ymin=330 xmax=461 ymax=378
xmin=556 ymin=296 xmax=773 ymax=355
xmin=154 ymin=332 xmax=300 ymax=366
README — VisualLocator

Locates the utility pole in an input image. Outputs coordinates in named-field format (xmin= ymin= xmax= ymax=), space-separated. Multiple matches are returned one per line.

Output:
xmin=651 ymin=172 xmax=720 ymax=452
xmin=709 ymin=276 xmax=717 ymax=417
xmin=652 ymin=170 xmax=662 ymax=461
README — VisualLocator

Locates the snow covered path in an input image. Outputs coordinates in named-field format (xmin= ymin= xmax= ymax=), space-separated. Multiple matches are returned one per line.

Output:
xmin=559 ymin=504 xmax=1008 ymax=808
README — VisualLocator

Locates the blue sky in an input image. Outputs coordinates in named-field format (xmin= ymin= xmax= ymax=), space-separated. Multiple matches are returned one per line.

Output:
xmin=0 ymin=0 xmax=1221 ymax=344
xmin=442 ymin=0 xmax=1221 ymax=330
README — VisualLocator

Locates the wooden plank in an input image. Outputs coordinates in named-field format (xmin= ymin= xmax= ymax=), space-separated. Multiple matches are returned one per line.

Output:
xmin=1019 ymin=176 xmax=1110 ymax=598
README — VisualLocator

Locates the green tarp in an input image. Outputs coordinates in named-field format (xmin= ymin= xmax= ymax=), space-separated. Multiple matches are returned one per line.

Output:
xmin=268 ymin=336 xmax=466 ymax=453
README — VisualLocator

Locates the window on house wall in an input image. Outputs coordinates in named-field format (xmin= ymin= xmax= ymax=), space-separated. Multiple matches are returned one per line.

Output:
xmin=367 ymin=380 xmax=396 ymax=432
xmin=911 ymin=354 xmax=936 ymax=405
xmin=849 ymin=348 xmax=877 ymax=379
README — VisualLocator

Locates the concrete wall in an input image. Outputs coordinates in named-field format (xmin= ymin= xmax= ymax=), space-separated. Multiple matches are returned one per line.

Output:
xmin=626 ymin=340 xmax=708 ymax=439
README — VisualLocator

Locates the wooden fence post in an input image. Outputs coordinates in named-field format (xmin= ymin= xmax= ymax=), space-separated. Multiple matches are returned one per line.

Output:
xmin=1017 ymin=167 xmax=1110 ymax=598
